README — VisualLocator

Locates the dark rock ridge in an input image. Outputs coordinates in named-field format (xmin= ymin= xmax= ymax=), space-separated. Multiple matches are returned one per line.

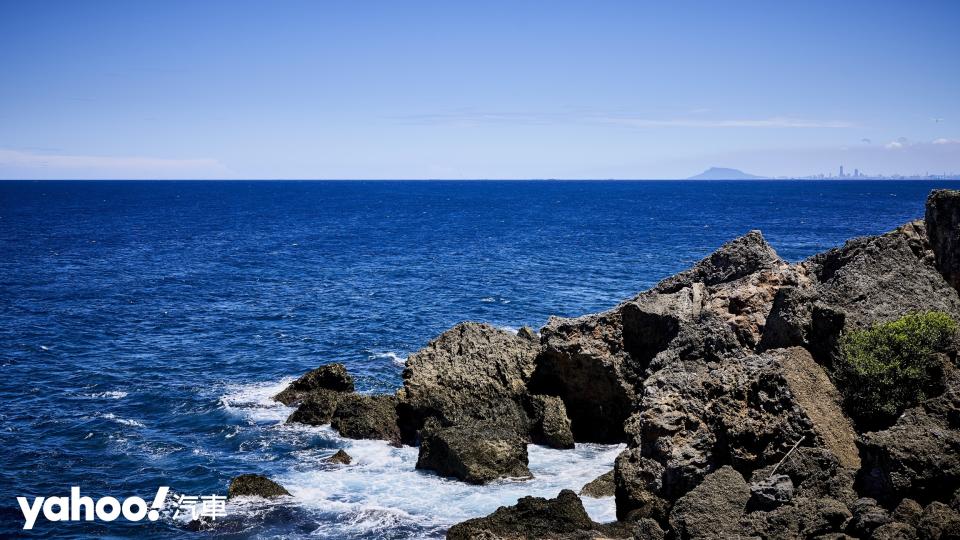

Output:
xmin=274 ymin=363 xmax=354 ymax=405
xmin=269 ymin=190 xmax=960 ymax=538
xmin=227 ymin=474 xmax=290 ymax=499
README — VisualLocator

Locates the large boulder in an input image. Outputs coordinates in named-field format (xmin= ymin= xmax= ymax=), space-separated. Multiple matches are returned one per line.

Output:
xmin=446 ymin=489 xmax=628 ymax=540
xmin=668 ymin=466 xmax=750 ymax=539
xmin=926 ymin=189 xmax=960 ymax=291
xmin=416 ymin=420 xmax=531 ymax=484
xmin=329 ymin=393 xmax=402 ymax=446
xmin=227 ymin=474 xmax=290 ymax=499
xmin=273 ymin=363 xmax=354 ymax=406
xmin=397 ymin=323 xmax=540 ymax=443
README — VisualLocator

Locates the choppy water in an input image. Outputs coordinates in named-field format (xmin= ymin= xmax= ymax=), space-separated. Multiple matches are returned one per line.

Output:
xmin=2 ymin=179 xmax=958 ymax=538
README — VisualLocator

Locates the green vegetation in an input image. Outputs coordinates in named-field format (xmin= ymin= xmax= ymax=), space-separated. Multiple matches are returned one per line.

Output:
xmin=836 ymin=311 xmax=957 ymax=428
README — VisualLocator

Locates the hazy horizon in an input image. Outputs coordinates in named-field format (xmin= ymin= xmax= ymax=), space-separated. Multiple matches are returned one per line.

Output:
xmin=2 ymin=1 xmax=958 ymax=180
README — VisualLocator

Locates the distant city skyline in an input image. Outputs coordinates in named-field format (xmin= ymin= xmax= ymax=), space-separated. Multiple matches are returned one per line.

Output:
xmin=1 ymin=1 xmax=958 ymax=179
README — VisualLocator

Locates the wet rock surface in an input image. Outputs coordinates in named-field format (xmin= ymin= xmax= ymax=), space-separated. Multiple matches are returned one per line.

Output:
xmin=579 ymin=470 xmax=615 ymax=498
xmin=227 ymin=474 xmax=290 ymax=499
xmin=416 ymin=420 xmax=530 ymax=484
xmin=325 ymin=449 xmax=352 ymax=465
xmin=330 ymin=393 xmax=402 ymax=446
xmin=273 ymin=363 xmax=354 ymax=405
xmin=396 ymin=322 xmax=540 ymax=444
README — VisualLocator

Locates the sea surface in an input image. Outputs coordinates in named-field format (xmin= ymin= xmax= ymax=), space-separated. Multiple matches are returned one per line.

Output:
xmin=2 ymin=179 xmax=958 ymax=538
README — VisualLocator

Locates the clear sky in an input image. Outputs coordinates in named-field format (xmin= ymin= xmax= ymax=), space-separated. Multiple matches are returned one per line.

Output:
xmin=1 ymin=0 xmax=958 ymax=179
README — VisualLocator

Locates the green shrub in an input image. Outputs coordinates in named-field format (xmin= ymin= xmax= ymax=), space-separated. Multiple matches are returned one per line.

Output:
xmin=836 ymin=311 xmax=957 ymax=428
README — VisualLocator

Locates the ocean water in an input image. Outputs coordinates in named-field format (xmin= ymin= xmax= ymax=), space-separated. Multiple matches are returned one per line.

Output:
xmin=2 ymin=179 xmax=958 ymax=538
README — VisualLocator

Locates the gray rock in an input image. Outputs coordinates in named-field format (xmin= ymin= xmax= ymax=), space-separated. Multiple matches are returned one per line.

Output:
xmin=614 ymin=448 xmax=669 ymax=522
xmin=654 ymin=230 xmax=784 ymax=293
xmin=849 ymin=497 xmax=892 ymax=538
xmin=926 ymin=189 xmax=960 ymax=290
xmin=227 ymin=474 xmax=290 ymax=499
xmin=325 ymin=449 xmax=351 ymax=465
xmin=750 ymin=474 xmax=795 ymax=511
xmin=397 ymin=322 xmax=539 ymax=443
xmin=416 ymin=420 xmax=530 ymax=484
xmin=668 ymin=466 xmax=750 ymax=539
xmin=330 ymin=393 xmax=401 ymax=446
xmin=762 ymin=220 xmax=960 ymax=369
xmin=857 ymin=367 xmax=960 ymax=505
xmin=579 ymin=470 xmax=614 ymax=498
xmin=528 ymin=394 xmax=574 ymax=449
xmin=286 ymin=389 xmax=343 ymax=425
xmin=446 ymin=489 xmax=607 ymax=540
xmin=273 ymin=363 xmax=354 ymax=405
xmin=517 ymin=326 xmax=539 ymax=342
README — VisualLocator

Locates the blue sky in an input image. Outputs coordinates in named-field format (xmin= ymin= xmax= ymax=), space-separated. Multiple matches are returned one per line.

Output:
xmin=1 ymin=0 xmax=958 ymax=179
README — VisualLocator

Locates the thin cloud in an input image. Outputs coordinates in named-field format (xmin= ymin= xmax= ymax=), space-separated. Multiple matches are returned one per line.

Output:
xmin=393 ymin=110 xmax=854 ymax=129
xmin=0 ymin=148 xmax=231 ymax=179
xmin=594 ymin=116 xmax=855 ymax=129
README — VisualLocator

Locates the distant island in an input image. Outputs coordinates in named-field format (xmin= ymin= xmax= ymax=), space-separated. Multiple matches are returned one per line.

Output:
xmin=687 ymin=167 xmax=766 ymax=180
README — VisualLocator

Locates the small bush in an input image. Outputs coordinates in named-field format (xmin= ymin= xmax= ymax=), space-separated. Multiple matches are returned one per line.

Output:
xmin=836 ymin=311 xmax=957 ymax=428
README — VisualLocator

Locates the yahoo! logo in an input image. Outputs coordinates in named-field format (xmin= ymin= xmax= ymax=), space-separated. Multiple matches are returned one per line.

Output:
xmin=17 ymin=486 xmax=169 ymax=530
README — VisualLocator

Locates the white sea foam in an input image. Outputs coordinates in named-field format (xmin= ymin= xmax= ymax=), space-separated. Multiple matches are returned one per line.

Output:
xmin=370 ymin=351 xmax=408 ymax=366
xmin=279 ymin=427 xmax=622 ymax=534
xmin=87 ymin=390 xmax=128 ymax=399
xmin=100 ymin=413 xmax=144 ymax=428
xmin=220 ymin=378 xmax=296 ymax=423
xmin=222 ymin=381 xmax=622 ymax=536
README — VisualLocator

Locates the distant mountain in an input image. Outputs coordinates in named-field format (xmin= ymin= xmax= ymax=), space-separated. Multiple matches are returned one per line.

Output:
xmin=687 ymin=167 xmax=764 ymax=180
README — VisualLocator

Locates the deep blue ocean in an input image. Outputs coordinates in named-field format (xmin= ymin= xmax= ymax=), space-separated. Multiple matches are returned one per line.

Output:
xmin=3 ymin=180 xmax=959 ymax=539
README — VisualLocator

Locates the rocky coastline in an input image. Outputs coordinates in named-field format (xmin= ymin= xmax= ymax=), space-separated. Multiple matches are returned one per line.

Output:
xmin=234 ymin=189 xmax=960 ymax=538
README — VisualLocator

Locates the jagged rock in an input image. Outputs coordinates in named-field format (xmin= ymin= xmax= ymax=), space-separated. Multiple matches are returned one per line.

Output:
xmin=286 ymin=389 xmax=343 ymax=425
xmin=533 ymin=309 xmax=637 ymax=443
xmin=749 ymin=474 xmax=794 ymax=511
xmin=742 ymin=496 xmax=852 ymax=539
xmin=927 ymin=189 xmax=960 ymax=291
xmin=528 ymin=394 xmax=574 ymax=449
xmin=668 ymin=466 xmax=750 ymax=539
xmin=762 ymin=220 xmax=960 ymax=367
xmin=857 ymin=368 xmax=960 ymax=505
xmin=227 ymin=474 xmax=290 ymax=499
xmin=325 ymin=449 xmax=351 ymax=465
xmin=397 ymin=322 xmax=539 ymax=443
xmin=614 ymin=448 xmax=669 ymax=522
xmin=871 ymin=522 xmax=918 ymax=540
xmin=849 ymin=497 xmax=892 ymax=538
xmin=517 ymin=326 xmax=539 ymax=342
xmin=330 ymin=394 xmax=401 ymax=446
xmin=627 ymin=347 xmax=858 ymax=504
xmin=579 ymin=470 xmax=614 ymax=498
xmin=750 ymin=447 xmax=858 ymax=511
xmin=654 ymin=230 xmax=785 ymax=293
xmin=273 ymin=363 xmax=354 ymax=405
xmin=446 ymin=489 xmax=620 ymax=540
xmin=918 ymin=502 xmax=960 ymax=540
xmin=416 ymin=420 xmax=530 ymax=484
